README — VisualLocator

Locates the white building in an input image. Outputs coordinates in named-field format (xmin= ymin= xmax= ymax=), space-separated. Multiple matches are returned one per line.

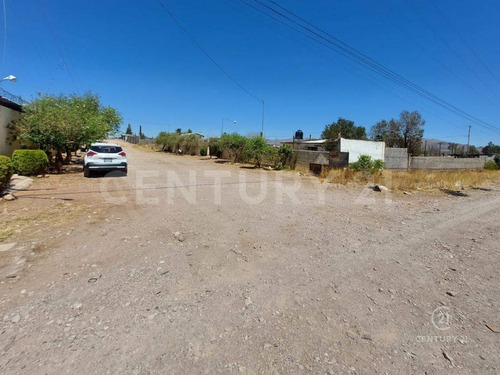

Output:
xmin=0 ymin=96 xmax=22 ymax=156
xmin=339 ymin=138 xmax=385 ymax=163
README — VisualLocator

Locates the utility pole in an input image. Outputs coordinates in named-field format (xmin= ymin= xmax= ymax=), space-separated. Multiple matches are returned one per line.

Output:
xmin=467 ymin=125 xmax=472 ymax=156
xmin=438 ymin=142 xmax=443 ymax=156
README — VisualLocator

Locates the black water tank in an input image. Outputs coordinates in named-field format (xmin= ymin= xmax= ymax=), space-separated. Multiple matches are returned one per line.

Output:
xmin=294 ymin=130 xmax=303 ymax=140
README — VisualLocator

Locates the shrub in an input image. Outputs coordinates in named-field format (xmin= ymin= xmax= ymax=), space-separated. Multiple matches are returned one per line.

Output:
xmin=0 ymin=155 xmax=13 ymax=191
xmin=274 ymin=161 xmax=283 ymax=171
xmin=12 ymin=150 xmax=49 ymax=175
xmin=220 ymin=133 xmax=248 ymax=162
xmin=484 ymin=160 xmax=498 ymax=170
xmin=349 ymin=155 xmax=384 ymax=173
xmin=200 ymin=146 xmax=207 ymax=156
xmin=494 ymin=155 xmax=500 ymax=169
xmin=180 ymin=134 xmax=200 ymax=155
xmin=207 ymin=137 xmax=222 ymax=158
xmin=278 ymin=144 xmax=294 ymax=168
xmin=373 ymin=159 xmax=385 ymax=171
xmin=243 ymin=137 xmax=269 ymax=167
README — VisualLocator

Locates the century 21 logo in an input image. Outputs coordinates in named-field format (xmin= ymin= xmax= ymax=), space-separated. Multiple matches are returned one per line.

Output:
xmin=432 ymin=306 xmax=452 ymax=331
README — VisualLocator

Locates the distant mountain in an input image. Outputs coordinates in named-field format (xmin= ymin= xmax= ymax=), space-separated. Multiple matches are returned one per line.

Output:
xmin=422 ymin=138 xmax=481 ymax=155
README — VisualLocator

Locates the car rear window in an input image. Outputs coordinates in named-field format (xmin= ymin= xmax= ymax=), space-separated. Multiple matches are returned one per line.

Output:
xmin=90 ymin=145 xmax=123 ymax=153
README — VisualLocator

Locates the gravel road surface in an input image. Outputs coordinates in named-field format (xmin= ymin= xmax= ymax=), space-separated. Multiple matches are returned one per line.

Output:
xmin=1 ymin=142 xmax=499 ymax=374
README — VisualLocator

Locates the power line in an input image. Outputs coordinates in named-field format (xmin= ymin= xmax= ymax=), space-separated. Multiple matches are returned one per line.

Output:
xmin=403 ymin=0 xmax=500 ymax=100
xmin=154 ymin=0 xmax=261 ymax=103
xmin=236 ymin=0 xmax=466 ymax=133
xmin=39 ymin=5 xmax=80 ymax=93
xmin=432 ymin=2 xmax=500 ymax=89
xmin=391 ymin=21 xmax=498 ymax=109
xmin=239 ymin=0 xmax=500 ymax=133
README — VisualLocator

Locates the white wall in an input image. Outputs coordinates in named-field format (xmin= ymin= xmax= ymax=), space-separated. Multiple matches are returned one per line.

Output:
xmin=340 ymin=138 xmax=385 ymax=164
xmin=0 ymin=105 xmax=21 ymax=156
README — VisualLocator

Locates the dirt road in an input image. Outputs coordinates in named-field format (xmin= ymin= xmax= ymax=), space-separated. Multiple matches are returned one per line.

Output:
xmin=1 ymin=142 xmax=499 ymax=374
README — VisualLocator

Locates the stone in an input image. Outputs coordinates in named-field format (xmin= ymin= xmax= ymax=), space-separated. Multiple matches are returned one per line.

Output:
xmin=244 ymin=297 xmax=253 ymax=306
xmin=373 ymin=185 xmax=389 ymax=192
xmin=2 ymin=193 xmax=17 ymax=201
xmin=11 ymin=314 xmax=21 ymax=323
xmin=174 ymin=232 xmax=186 ymax=242
xmin=0 ymin=242 xmax=17 ymax=252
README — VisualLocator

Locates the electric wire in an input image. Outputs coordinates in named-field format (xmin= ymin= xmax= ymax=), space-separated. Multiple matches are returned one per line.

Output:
xmin=155 ymin=0 xmax=262 ymax=103
xmin=240 ymin=0 xmax=500 ymax=133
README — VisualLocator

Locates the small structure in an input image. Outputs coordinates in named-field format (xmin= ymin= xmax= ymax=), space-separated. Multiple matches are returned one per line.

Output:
xmin=338 ymin=138 xmax=385 ymax=164
xmin=0 ymin=94 xmax=23 ymax=156
xmin=309 ymin=153 xmax=330 ymax=174
xmin=282 ymin=138 xmax=327 ymax=151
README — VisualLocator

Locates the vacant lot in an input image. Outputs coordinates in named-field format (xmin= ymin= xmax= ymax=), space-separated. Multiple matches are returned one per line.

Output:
xmin=1 ymin=142 xmax=499 ymax=374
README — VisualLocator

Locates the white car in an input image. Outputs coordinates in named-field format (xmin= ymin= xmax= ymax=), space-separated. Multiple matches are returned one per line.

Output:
xmin=83 ymin=142 xmax=128 ymax=177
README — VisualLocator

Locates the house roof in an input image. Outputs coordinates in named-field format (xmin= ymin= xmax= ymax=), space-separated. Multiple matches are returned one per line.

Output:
xmin=0 ymin=96 xmax=22 ymax=112
xmin=282 ymin=139 xmax=326 ymax=144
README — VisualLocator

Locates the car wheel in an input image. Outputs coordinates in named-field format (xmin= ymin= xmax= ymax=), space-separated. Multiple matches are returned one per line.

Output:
xmin=84 ymin=166 xmax=91 ymax=178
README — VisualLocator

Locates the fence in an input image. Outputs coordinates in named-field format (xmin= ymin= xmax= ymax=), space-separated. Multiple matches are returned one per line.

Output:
xmin=384 ymin=148 xmax=408 ymax=169
xmin=0 ymin=88 xmax=27 ymax=106
xmin=123 ymin=135 xmax=155 ymax=145
xmin=294 ymin=149 xmax=492 ymax=171
xmin=410 ymin=156 xmax=491 ymax=170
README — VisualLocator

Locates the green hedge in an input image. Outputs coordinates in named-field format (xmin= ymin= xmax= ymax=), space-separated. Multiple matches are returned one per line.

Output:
xmin=12 ymin=150 xmax=49 ymax=176
xmin=0 ymin=155 xmax=13 ymax=191
xmin=484 ymin=160 xmax=498 ymax=170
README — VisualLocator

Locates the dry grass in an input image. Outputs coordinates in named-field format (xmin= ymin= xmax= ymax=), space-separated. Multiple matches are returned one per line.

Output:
xmin=326 ymin=169 xmax=500 ymax=191
xmin=0 ymin=202 xmax=92 ymax=242
xmin=133 ymin=144 xmax=159 ymax=152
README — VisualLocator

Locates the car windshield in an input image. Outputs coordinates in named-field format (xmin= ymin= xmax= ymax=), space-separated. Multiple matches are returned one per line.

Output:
xmin=90 ymin=145 xmax=122 ymax=153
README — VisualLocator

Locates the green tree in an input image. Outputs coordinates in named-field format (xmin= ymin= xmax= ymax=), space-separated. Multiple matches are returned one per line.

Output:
xmin=243 ymin=137 xmax=270 ymax=168
xmin=175 ymin=128 xmax=182 ymax=134
xmin=9 ymin=93 xmax=121 ymax=167
xmin=448 ymin=142 xmax=458 ymax=154
xmin=322 ymin=118 xmax=366 ymax=151
xmin=370 ymin=110 xmax=424 ymax=155
xmin=187 ymin=129 xmax=193 ymax=133
xmin=370 ymin=118 xmax=402 ymax=147
xmin=468 ymin=145 xmax=479 ymax=155
xmin=482 ymin=141 xmax=500 ymax=154
xmin=219 ymin=133 xmax=248 ymax=162
xmin=399 ymin=110 xmax=425 ymax=155
xmin=278 ymin=144 xmax=294 ymax=168
xmin=155 ymin=132 xmax=181 ymax=153
xmin=180 ymin=134 xmax=200 ymax=155
xmin=125 ymin=123 xmax=132 ymax=134
xmin=207 ymin=137 xmax=222 ymax=158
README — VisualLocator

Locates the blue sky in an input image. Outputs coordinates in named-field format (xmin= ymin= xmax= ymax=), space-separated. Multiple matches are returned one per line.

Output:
xmin=3 ymin=0 xmax=500 ymax=145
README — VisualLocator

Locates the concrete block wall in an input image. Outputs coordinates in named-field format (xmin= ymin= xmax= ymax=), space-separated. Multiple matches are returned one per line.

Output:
xmin=293 ymin=150 xmax=331 ymax=169
xmin=385 ymin=148 xmax=408 ymax=169
xmin=410 ymin=156 xmax=487 ymax=170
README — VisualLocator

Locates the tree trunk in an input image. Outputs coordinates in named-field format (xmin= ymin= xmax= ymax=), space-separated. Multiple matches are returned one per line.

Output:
xmin=55 ymin=151 xmax=64 ymax=172
xmin=65 ymin=147 xmax=72 ymax=163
